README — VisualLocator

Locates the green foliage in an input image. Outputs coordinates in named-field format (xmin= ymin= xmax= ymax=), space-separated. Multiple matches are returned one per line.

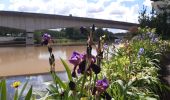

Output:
xmin=138 ymin=6 xmax=170 ymax=39
xmin=25 ymin=86 xmax=32 ymax=100
xmin=138 ymin=7 xmax=150 ymax=28
xmin=44 ymin=27 xmax=170 ymax=100
xmin=0 ymin=27 xmax=25 ymax=36
xmin=18 ymin=80 xmax=29 ymax=99
xmin=0 ymin=79 xmax=7 ymax=100
xmin=14 ymin=89 xmax=18 ymax=100
xmin=51 ymin=72 xmax=67 ymax=89
xmin=60 ymin=58 xmax=73 ymax=81
xmin=34 ymin=27 xmax=116 ymax=44
xmin=34 ymin=31 xmax=43 ymax=44
xmin=101 ymin=27 xmax=170 ymax=100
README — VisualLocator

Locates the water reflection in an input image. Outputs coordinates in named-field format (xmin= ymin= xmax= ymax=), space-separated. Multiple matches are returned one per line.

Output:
xmin=38 ymin=50 xmax=67 ymax=60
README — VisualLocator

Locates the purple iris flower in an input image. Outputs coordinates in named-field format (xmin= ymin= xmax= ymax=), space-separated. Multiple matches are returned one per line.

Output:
xmin=82 ymin=54 xmax=96 ymax=63
xmin=114 ymin=39 xmax=121 ymax=44
xmin=138 ymin=48 xmax=144 ymax=58
xmin=96 ymin=78 xmax=109 ymax=92
xmin=103 ymin=43 xmax=108 ymax=49
xmin=138 ymin=48 xmax=144 ymax=55
xmin=69 ymin=51 xmax=82 ymax=66
xmin=77 ymin=60 xmax=86 ymax=74
xmin=148 ymin=32 xmax=154 ymax=38
xmin=42 ymin=33 xmax=51 ymax=45
xmin=77 ymin=68 xmax=81 ymax=74
xmin=42 ymin=33 xmax=51 ymax=40
xmin=151 ymin=38 xmax=158 ymax=43
xmin=139 ymin=35 xmax=144 ymax=40
xmin=77 ymin=54 xmax=96 ymax=74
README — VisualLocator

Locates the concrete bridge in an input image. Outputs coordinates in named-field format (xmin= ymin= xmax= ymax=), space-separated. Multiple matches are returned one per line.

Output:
xmin=0 ymin=11 xmax=138 ymax=45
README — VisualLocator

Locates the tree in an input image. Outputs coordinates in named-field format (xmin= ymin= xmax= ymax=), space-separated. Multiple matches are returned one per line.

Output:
xmin=138 ymin=7 xmax=150 ymax=28
xmin=138 ymin=1 xmax=170 ymax=39
xmin=65 ymin=28 xmax=74 ymax=38
xmin=151 ymin=0 xmax=170 ymax=37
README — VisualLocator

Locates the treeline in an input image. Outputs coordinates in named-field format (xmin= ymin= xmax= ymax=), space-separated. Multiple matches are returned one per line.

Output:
xmin=34 ymin=27 xmax=117 ymax=43
xmin=0 ymin=27 xmax=25 ymax=37
xmin=0 ymin=27 xmax=118 ymax=43
xmin=138 ymin=6 xmax=170 ymax=39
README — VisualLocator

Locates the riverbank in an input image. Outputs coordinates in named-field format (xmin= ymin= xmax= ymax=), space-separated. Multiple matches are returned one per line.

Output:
xmin=0 ymin=41 xmax=87 ymax=47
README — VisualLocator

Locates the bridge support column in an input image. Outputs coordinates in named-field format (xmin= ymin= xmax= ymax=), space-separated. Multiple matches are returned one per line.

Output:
xmin=26 ymin=31 xmax=34 ymax=45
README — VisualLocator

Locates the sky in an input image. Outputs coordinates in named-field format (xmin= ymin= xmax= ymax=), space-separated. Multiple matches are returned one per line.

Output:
xmin=0 ymin=0 xmax=153 ymax=32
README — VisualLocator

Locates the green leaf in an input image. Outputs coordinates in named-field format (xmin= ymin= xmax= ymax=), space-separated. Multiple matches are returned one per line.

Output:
xmin=0 ymin=81 xmax=2 ymax=98
xmin=77 ymin=76 xmax=83 ymax=85
xmin=154 ymin=53 xmax=162 ymax=56
xmin=48 ymin=84 xmax=59 ymax=93
xmin=113 ymin=80 xmax=125 ymax=93
xmin=1 ymin=79 xmax=7 ymax=100
xmin=25 ymin=86 xmax=32 ymax=100
xmin=14 ymin=89 xmax=18 ymax=100
xmin=145 ymin=97 xmax=157 ymax=100
xmin=32 ymin=94 xmax=36 ymax=100
xmin=51 ymin=72 xmax=67 ymax=89
xmin=60 ymin=58 xmax=73 ymax=81
xmin=19 ymin=80 xmax=29 ymax=99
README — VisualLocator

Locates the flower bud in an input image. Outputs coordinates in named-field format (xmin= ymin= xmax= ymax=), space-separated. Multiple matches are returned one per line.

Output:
xmin=48 ymin=46 xmax=52 ymax=53
xmin=69 ymin=81 xmax=76 ymax=90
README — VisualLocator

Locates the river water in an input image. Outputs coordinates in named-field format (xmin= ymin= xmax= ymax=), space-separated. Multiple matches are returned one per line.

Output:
xmin=0 ymin=45 xmax=97 ymax=76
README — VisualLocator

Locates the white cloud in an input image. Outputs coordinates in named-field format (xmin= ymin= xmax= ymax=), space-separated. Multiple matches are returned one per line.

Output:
xmin=143 ymin=0 xmax=152 ymax=7
xmin=87 ymin=3 xmax=104 ymax=13
xmin=86 ymin=0 xmax=140 ymax=23
xmin=8 ymin=0 xmax=87 ymax=16
xmin=117 ymin=0 xmax=135 ymax=3
xmin=0 ymin=4 xmax=5 ymax=10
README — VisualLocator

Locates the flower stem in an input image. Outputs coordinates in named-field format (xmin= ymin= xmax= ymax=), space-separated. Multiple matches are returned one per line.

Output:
xmin=93 ymin=74 xmax=97 ymax=89
xmin=80 ymin=71 xmax=87 ymax=97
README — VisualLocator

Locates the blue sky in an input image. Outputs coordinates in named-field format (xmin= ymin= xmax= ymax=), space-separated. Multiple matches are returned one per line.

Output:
xmin=0 ymin=0 xmax=153 ymax=32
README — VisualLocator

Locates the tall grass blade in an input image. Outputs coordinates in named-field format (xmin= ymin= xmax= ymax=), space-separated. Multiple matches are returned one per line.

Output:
xmin=14 ymin=89 xmax=18 ymax=100
xmin=51 ymin=72 xmax=67 ymax=89
xmin=60 ymin=58 xmax=73 ymax=81
xmin=0 ymin=81 xmax=1 ymax=99
xmin=19 ymin=80 xmax=29 ymax=99
xmin=25 ymin=86 xmax=32 ymax=100
xmin=1 ymin=79 xmax=7 ymax=100
xmin=48 ymin=84 xmax=59 ymax=93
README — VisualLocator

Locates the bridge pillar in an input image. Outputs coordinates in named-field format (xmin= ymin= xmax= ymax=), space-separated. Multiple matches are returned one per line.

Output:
xmin=26 ymin=31 xmax=34 ymax=45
